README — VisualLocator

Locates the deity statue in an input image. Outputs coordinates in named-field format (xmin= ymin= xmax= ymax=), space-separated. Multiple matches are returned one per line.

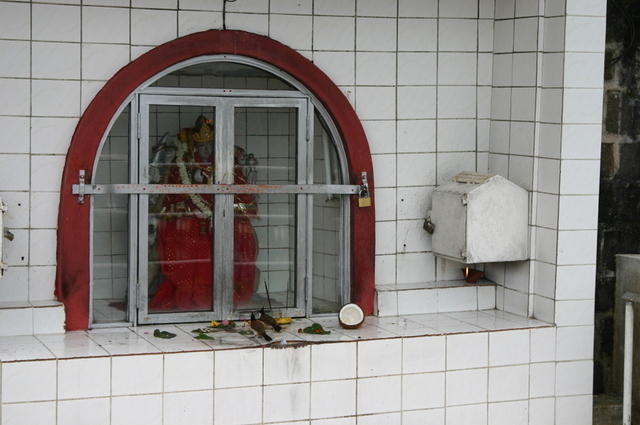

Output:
xmin=148 ymin=115 xmax=258 ymax=312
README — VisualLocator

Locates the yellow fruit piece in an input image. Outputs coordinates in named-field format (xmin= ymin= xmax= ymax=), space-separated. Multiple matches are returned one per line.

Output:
xmin=275 ymin=317 xmax=292 ymax=325
xmin=209 ymin=320 xmax=219 ymax=328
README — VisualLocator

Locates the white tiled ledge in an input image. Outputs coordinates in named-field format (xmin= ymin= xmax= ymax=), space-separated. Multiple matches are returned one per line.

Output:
xmin=376 ymin=280 xmax=496 ymax=316
xmin=0 ymin=310 xmax=551 ymax=363
xmin=0 ymin=300 xmax=64 ymax=336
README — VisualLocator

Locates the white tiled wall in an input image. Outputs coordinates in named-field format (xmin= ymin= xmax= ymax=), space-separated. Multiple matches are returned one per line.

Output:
xmin=0 ymin=0 xmax=606 ymax=421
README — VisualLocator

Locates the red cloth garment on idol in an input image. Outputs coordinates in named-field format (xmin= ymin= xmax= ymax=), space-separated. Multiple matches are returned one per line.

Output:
xmin=148 ymin=134 xmax=258 ymax=312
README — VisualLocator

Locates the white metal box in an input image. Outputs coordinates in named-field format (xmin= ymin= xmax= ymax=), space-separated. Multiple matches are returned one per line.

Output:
xmin=430 ymin=172 xmax=528 ymax=264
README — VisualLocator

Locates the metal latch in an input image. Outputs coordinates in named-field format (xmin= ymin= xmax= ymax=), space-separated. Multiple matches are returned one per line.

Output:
xmin=75 ymin=170 xmax=87 ymax=204
xmin=358 ymin=171 xmax=372 ymax=208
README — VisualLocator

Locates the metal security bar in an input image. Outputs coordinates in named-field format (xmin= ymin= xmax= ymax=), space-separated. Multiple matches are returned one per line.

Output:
xmin=73 ymin=181 xmax=361 ymax=199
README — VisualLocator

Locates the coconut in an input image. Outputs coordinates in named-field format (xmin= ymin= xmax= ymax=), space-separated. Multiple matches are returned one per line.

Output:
xmin=338 ymin=303 xmax=365 ymax=329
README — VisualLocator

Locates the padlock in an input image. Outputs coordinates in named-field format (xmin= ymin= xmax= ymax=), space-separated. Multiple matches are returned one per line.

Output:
xmin=358 ymin=194 xmax=372 ymax=207
xmin=357 ymin=171 xmax=372 ymax=208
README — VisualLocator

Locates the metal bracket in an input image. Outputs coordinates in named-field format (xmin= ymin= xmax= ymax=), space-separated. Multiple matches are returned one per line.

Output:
xmin=75 ymin=170 xmax=87 ymax=204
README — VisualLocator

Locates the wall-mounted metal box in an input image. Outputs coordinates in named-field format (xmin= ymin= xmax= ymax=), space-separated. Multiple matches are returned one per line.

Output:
xmin=430 ymin=172 xmax=528 ymax=264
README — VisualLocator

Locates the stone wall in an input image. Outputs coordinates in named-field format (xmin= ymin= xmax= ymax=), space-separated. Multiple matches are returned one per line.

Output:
xmin=596 ymin=0 xmax=640 ymax=396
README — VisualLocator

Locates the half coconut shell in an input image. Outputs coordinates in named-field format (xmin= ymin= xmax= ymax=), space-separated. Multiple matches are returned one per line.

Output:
xmin=338 ymin=303 xmax=365 ymax=329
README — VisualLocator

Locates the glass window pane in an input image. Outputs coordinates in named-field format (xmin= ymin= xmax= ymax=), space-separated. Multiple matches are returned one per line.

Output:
xmin=152 ymin=62 xmax=295 ymax=91
xmin=92 ymin=105 xmax=130 ymax=324
xmin=147 ymin=105 xmax=216 ymax=313
xmin=312 ymin=115 xmax=345 ymax=314
xmin=234 ymin=107 xmax=297 ymax=312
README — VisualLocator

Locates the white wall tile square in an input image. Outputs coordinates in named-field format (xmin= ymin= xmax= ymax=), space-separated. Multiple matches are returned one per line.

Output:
xmin=264 ymin=344 xmax=310 ymax=384
xmin=446 ymin=332 xmax=488 ymax=370
xmin=58 ymin=398 xmax=110 ymax=425
xmin=356 ymin=18 xmax=396 ymax=51
xmin=488 ymin=400 xmax=529 ymax=425
xmin=488 ymin=364 xmax=529 ymax=402
xmin=398 ymin=19 xmax=438 ymax=51
xmin=357 ymin=375 xmax=401 ymax=414
xmin=363 ymin=120 xmax=396 ymax=154
xmin=29 ymin=229 xmax=57 ymax=266
xmin=496 ymin=0 xmax=516 ymax=19
xmin=0 ymin=2 xmax=31 ymax=40
xmin=356 ymin=87 xmax=396 ymax=120
xmin=313 ymin=16 xmax=355 ymax=51
xmin=58 ymin=357 xmax=111 ymax=399
xmin=311 ymin=342 xmax=356 ymax=381
xmin=398 ymin=86 xmax=437 ymax=119
xmin=33 ymin=305 xmax=65 ymax=334
xmin=530 ymin=327 xmax=556 ymax=362
xmin=438 ymin=53 xmax=477 ymax=85
xmin=555 ymin=265 xmax=596 ymax=300
xmin=489 ymin=329 xmax=530 ymax=366
xmin=314 ymin=52 xmax=355 ymax=86
xmin=561 ymin=124 xmax=602 ymax=159
xmin=270 ymin=14 xmax=312 ymax=50
xmin=131 ymin=9 xmax=177 ymax=45
xmin=403 ymin=408 xmax=444 ymax=425
xmin=563 ymin=89 xmax=604 ymax=125
xmin=264 ymin=383 xmax=310 ymax=422
xmin=397 ymin=153 xmax=436 ymax=186
xmin=530 ymin=362 xmax=556 ymax=397
xmin=530 ymin=397 xmax=555 ymax=425
xmin=358 ymin=338 xmax=401 ymax=377
xmin=82 ymin=44 xmax=130 ymax=81
xmin=403 ymin=372 xmax=445 ymax=410
xmin=164 ymin=351 xmax=214 ymax=391
xmin=270 ymin=0 xmax=312 ymax=14
xmin=439 ymin=19 xmax=478 ymax=52
xmin=555 ymin=395 xmax=592 ymax=425
xmin=178 ymin=10 xmax=222 ymax=36
xmin=397 ymin=186 xmax=433 ymax=220
xmin=558 ymin=195 xmax=598 ymax=230
xmin=556 ymin=230 xmax=597 ymax=265
xmin=0 ymin=154 xmax=30 ymax=191
xmin=356 ymin=52 xmax=396 ymax=86
xmin=446 ymin=404 xmax=488 ymax=425
xmin=398 ymin=0 xmax=437 ymax=18
xmin=0 ymin=40 xmax=30 ymax=79
xmin=214 ymin=386 xmax=262 ymax=425
xmin=397 ymin=53 xmax=437 ymax=85
xmin=112 ymin=354 xmax=163 ymax=395
xmin=2 ymin=360 xmax=57 ymax=402
xmin=446 ymin=368 xmax=488 ymax=406
xmin=31 ymin=117 xmax=77 ymax=155
xmin=565 ymin=16 xmax=606 ymax=53
xmin=2 ymin=401 xmax=56 ymax=425
xmin=83 ymin=6 xmax=130 ymax=44
xmin=31 ymin=155 xmax=65 ymax=191
xmin=112 ymin=394 xmax=162 ymax=425
xmin=555 ymin=360 xmax=593 ymax=396
xmin=494 ymin=20 xmax=515 ymax=53
xmin=313 ymin=0 xmax=355 ymax=15
xmin=163 ymin=390 xmax=214 ymax=425
xmin=0 ymin=79 xmax=30 ymax=116
xmin=438 ymin=86 xmax=476 ymax=119
xmin=402 ymin=335 xmax=445 ymax=373
xmin=215 ymin=347 xmax=263 ymax=387
xmin=555 ymin=299 xmax=595 ymax=326
xmin=397 ymin=120 xmax=436 ymax=153
xmin=32 ymin=80 xmax=80 ymax=117
xmin=372 ymin=154 xmax=396 ymax=188
xmin=543 ymin=17 xmax=565 ymax=52
xmin=133 ymin=0 xmax=178 ymax=8
xmin=514 ymin=17 xmax=538 ymax=52
xmin=566 ymin=0 xmax=606 ymax=16
xmin=32 ymin=4 xmax=80 ymax=42
xmin=311 ymin=380 xmax=356 ymax=419
xmin=225 ymin=12 xmax=269 ymax=35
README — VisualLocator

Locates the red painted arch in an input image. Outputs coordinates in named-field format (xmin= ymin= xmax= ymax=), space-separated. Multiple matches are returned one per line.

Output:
xmin=56 ymin=30 xmax=375 ymax=330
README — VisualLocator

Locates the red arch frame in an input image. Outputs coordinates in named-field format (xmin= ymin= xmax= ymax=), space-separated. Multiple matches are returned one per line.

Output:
xmin=56 ymin=30 xmax=375 ymax=330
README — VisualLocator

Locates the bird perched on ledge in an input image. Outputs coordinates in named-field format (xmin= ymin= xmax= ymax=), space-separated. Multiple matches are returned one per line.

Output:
xmin=250 ymin=313 xmax=272 ymax=342
xmin=259 ymin=307 xmax=282 ymax=332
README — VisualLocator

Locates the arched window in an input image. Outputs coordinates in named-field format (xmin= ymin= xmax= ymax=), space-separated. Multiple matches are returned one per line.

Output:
xmin=57 ymin=31 xmax=375 ymax=330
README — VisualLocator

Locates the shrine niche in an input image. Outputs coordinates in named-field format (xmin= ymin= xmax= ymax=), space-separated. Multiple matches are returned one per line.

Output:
xmin=56 ymin=30 xmax=375 ymax=330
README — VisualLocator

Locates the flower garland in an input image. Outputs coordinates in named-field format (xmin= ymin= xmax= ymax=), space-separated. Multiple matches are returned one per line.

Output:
xmin=176 ymin=139 xmax=212 ymax=218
